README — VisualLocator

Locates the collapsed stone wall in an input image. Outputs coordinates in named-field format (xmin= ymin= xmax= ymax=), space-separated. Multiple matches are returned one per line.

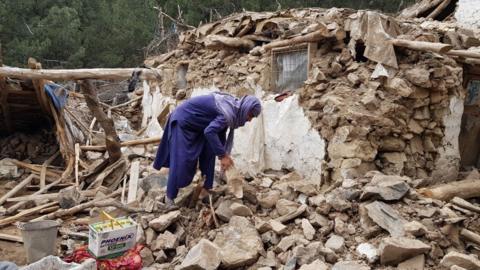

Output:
xmin=144 ymin=8 xmax=466 ymax=185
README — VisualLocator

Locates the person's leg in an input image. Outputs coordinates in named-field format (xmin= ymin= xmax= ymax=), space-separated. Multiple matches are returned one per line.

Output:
xmin=166 ymin=123 xmax=203 ymax=201
xmin=199 ymin=141 xmax=216 ymax=190
xmin=153 ymin=118 xmax=171 ymax=170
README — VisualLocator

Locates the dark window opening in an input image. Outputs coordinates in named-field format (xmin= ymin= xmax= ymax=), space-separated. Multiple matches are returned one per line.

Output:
xmin=354 ymin=41 xmax=368 ymax=62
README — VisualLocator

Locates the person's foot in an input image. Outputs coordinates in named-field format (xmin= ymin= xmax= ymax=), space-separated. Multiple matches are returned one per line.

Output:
xmin=165 ymin=196 xmax=175 ymax=207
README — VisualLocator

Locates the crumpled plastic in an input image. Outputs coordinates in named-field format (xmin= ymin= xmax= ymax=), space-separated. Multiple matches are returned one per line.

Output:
xmin=64 ymin=244 xmax=143 ymax=270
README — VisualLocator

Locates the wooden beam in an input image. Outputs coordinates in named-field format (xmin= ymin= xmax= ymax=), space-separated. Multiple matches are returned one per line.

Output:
xmin=79 ymin=80 xmax=122 ymax=163
xmin=80 ymin=136 xmax=161 ymax=151
xmin=0 ymin=233 xmax=23 ymax=243
xmin=0 ymin=201 xmax=58 ymax=227
xmin=0 ymin=66 xmax=162 ymax=81
xmin=264 ymin=26 xmax=329 ymax=51
xmin=427 ymin=0 xmax=452 ymax=19
xmin=391 ymin=39 xmax=453 ymax=54
xmin=6 ymin=179 xmax=64 ymax=215
xmin=447 ymin=49 xmax=480 ymax=59
xmin=0 ymin=174 xmax=36 ymax=206
xmin=127 ymin=161 xmax=140 ymax=203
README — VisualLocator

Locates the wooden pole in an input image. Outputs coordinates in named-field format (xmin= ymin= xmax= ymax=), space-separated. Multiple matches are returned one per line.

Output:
xmin=79 ymin=80 xmax=122 ymax=163
xmin=427 ymin=0 xmax=452 ymax=19
xmin=6 ymin=179 xmax=64 ymax=215
xmin=447 ymin=49 xmax=480 ymax=59
xmin=80 ymin=136 xmax=161 ymax=151
xmin=391 ymin=39 xmax=453 ymax=54
xmin=0 ymin=66 xmax=162 ymax=81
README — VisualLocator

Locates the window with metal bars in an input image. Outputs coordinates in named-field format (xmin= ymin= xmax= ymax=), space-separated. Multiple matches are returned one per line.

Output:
xmin=271 ymin=47 xmax=308 ymax=93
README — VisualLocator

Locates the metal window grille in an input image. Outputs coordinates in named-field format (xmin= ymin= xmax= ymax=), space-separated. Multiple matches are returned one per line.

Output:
xmin=176 ymin=64 xmax=188 ymax=89
xmin=272 ymin=48 xmax=308 ymax=93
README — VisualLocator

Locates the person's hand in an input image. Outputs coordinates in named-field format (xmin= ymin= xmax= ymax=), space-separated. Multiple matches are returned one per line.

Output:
xmin=220 ymin=155 xmax=234 ymax=171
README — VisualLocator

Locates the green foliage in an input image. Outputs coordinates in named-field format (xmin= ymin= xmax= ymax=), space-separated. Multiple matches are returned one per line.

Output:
xmin=0 ymin=0 xmax=415 ymax=68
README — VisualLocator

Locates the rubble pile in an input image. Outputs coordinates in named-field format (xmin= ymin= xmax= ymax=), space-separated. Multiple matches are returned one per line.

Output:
xmin=115 ymin=169 xmax=480 ymax=270
xmin=0 ymin=130 xmax=58 ymax=163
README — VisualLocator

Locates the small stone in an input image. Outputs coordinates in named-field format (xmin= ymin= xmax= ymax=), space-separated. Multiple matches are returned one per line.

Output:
xmin=215 ymin=200 xmax=233 ymax=222
xmin=149 ymin=210 xmax=181 ymax=232
xmin=404 ymin=221 xmax=428 ymax=237
xmin=365 ymin=201 xmax=406 ymax=237
xmin=440 ymin=251 xmax=480 ymax=270
xmin=276 ymin=199 xmax=299 ymax=216
xmin=325 ymin=234 xmax=345 ymax=253
xmin=379 ymin=237 xmax=430 ymax=265
xmin=261 ymin=231 xmax=279 ymax=245
xmin=145 ymin=228 xmax=157 ymax=245
xmin=140 ymin=247 xmax=155 ymax=267
xmin=319 ymin=247 xmax=338 ymax=264
xmin=356 ymin=243 xmax=378 ymax=263
xmin=230 ymin=202 xmax=253 ymax=217
xmin=269 ymin=220 xmax=287 ymax=234
xmin=260 ymin=177 xmax=273 ymax=188
xmin=384 ymin=77 xmax=413 ymax=97
xmin=398 ymin=254 xmax=425 ymax=270
xmin=301 ymin=219 xmax=316 ymax=240
xmin=299 ymin=259 xmax=328 ymax=270
xmin=257 ymin=190 xmax=281 ymax=209
xmin=405 ymin=68 xmax=431 ymax=88
xmin=179 ymin=239 xmax=221 ymax=270
xmin=154 ymin=250 xmax=168 ymax=263
xmin=275 ymin=235 xmax=300 ymax=253
xmin=332 ymin=261 xmax=370 ymax=270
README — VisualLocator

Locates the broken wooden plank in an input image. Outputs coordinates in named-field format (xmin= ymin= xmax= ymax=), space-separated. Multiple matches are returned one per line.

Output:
xmin=127 ymin=161 xmax=140 ymax=204
xmin=0 ymin=66 xmax=162 ymax=81
xmin=10 ymin=160 xmax=62 ymax=178
xmin=447 ymin=49 xmax=480 ymax=59
xmin=80 ymin=136 xmax=161 ymax=151
xmin=391 ymin=39 xmax=453 ymax=54
xmin=7 ymin=188 xmax=102 ymax=202
xmin=204 ymin=35 xmax=256 ymax=50
xmin=0 ymin=174 xmax=36 ymax=206
xmin=427 ymin=0 xmax=452 ymax=19
xmin=451 ymin=197 xmax=480 ymax=213
xmin=6 ymin=179 xmax=64 ymax=215
xmin=40 ymin=151 xmax=60 ymax=189
xmin=418 ymin=179 xmax=480 ymax=201
xmin=0 ymin=233 xmax=23 ymax=243
xmin=0 ymin=201 xmax=58 ymax=227
xmin=364 ymin=201 xmax=407 ymax=237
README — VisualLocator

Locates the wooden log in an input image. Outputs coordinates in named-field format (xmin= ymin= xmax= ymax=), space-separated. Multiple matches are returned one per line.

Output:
xmin=204 ymin=35 xmax=256 ymax=50
xmin=0 ymin=174 xmax=36 ymax=205
xmin=418 ymin=179 xmax=480 ymax=201
xmin=80 ymin=80 xmax=122 ymax=163
xmin=40 ymin=151 xmax=60 ymax=189
xmin=460 ymin=228 xmax=480 ymax=246
xmin=391 ymin=39 xmax=453 ymax=54
xmin=80 ymin=136 xmax=161 ymax=151
xmin=447 ymin=49 xmax=480 ymax=59
xmin=0 ymin=66 xmax=162 ymax=81
xmin=6 ymin=188 xmax=103 ymax=202
xmin=264 ymin=26 xmax=329 ymax=51
xmin=0 ymin=233 xmax=23 ymax=243
xmin=451 ymin=197 xmax=480 ymax=213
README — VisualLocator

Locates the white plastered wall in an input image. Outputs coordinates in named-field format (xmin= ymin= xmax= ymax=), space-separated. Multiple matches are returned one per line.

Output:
xmin=455 ymin=0 xmax=480 ymax=29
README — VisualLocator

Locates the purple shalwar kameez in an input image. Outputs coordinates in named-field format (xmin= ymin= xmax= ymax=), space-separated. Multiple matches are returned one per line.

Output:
xmin=153 ymin=93 xmax=261 ymax=200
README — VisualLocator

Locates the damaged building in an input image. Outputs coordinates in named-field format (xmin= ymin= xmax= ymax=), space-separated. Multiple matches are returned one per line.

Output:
xmin=0 ymin=1 xmax=480 ymax=270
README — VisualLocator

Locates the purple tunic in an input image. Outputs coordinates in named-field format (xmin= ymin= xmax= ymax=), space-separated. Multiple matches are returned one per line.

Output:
xmin=153 ymin=94 xmax=227 ymax=199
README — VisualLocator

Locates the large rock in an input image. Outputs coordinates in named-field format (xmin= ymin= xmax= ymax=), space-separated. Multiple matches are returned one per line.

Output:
xmin=332 ymin=261 xmax=370 ymax=270
xmin=257 ymin=190 xmax=281 ymax=209
xmin=179 ymin=239 xmax=221 ymax=270
xmin=299 ymin=259 xmax=328 ymax=270
xmin=440 ymin=251 xmax=480 ymax=270
xmin=151 ymin=231 xmax=179 ymax=251
xmin=398 ymin=254 xmax=425 ymax=270
xmin=384 ymin=77 xmax=413 ymax=97
xmin=379 ymin=237 xmax=430 ymax=265
xmin=149 ymin=210 xmax=181 ymax=232
xmin=325 ymin=234 xmax=345 ymax=253
xmin=214 ymin=216 xmax=263 ymax=268
xmin=360 ymin=175 xmax=410 ymax=201
xmin=405 ymin=68 xmax=431 ymax=88
xmin=230 ymin=202 xmax=253 ymax=217
xmin=215 ymin=200 xmax=233 ymax=222
xmin=328 ymin=139 xmax=377 ymax=161
xmin=365 ymin=201 xmax=406 ymax=237
xmin=276 ymin=199 xmax=299 ymax=216
xmin=301 ymin=219 xmax=315 ymax=240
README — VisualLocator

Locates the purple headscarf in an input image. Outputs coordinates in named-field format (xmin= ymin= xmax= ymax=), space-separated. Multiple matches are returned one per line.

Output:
xmin=213 ymin=92 xmax=261 ymax=154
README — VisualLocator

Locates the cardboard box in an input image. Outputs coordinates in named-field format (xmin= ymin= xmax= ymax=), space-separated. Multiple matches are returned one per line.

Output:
xmin=88 ymin=216 xmax=137 ymax=258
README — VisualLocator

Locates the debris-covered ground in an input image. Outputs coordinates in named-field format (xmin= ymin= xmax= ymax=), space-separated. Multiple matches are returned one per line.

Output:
xmin=0 ymin=4 xmax=480 ymax=270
